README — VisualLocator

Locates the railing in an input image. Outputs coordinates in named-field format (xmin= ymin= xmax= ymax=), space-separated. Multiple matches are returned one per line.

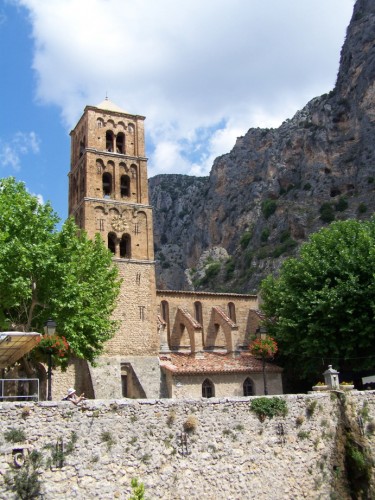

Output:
xmin=0 ymin=378 xmax=39 ymax=401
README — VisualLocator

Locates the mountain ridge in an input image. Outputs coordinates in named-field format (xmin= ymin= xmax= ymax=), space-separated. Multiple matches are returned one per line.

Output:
xmin=150 ymin=0 xmax=375 ymax=293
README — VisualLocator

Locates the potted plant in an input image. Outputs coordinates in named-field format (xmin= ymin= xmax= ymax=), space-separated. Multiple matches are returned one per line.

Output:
xmin=312 ymin=381 xmax=329 ymax=391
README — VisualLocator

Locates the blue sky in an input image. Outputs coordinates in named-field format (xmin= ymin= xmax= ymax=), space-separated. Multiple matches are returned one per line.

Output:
xmin=0 ymin=0 xmax=354 ymax=221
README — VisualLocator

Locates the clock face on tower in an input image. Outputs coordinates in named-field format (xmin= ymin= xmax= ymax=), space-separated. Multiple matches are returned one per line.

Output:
xmin=111 ymin=214 xmax=130 ymax=232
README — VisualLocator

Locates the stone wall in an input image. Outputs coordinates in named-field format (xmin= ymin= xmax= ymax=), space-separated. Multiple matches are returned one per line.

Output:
xmin=0 ymin=391 xmax=374 ymax=499
xmin=165 ymin=371 xmax=283 ymax=399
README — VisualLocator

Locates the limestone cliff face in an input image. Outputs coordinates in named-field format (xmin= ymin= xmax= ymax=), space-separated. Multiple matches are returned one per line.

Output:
xmin=150 ymin=0 xmax=375 ymax=293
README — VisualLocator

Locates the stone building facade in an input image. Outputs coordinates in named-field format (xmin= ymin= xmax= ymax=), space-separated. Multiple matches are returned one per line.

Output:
xmin=57 ymin=99 xmax=283 ymax=400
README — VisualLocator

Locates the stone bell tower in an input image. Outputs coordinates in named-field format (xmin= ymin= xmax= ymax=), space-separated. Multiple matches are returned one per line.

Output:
xmin=68 ymin=98 xmax=159 ymax=398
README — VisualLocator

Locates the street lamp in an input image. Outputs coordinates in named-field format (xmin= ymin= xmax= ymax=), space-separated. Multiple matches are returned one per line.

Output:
xmin=44 ymin=319 xmax=56 ymax=401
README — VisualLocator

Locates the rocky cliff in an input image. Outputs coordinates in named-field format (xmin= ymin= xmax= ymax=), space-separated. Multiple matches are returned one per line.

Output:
xmin=150 ymin=0 xmax=375 ymax=293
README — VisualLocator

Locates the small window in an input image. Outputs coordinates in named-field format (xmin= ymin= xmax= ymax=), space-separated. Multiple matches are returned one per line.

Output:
xmin=194 ymin=301 xmax=202 ymax=325
xmin=120 ymin=175 xmax=130 ymax=197
xmin=120 ymin=234 xmax=131 ymax=258
xmin=97 ymin=118 xmax=104 ymax=128
xmin=102 ymin=172 xmax=112 ymax=197
xmin=79 ymin=140 xmax=85 ymax=158
xmin=106 ymin=130 xmax=114 ymax=151
xmin=128 ymin=123 xmax=134 ymax=134
xmin=108 ymin=233 xmax=116 ymax=254
xmin=116 ymin=132 xmax=125 ymax=154
xmin=243 ymin=377 xmax=253 ymax=396
xmin=161 ymin=300 xmax=169 ymax=322
xmin=228 ymin=302 xmax=236 ymax=322
xmin=202 ymin=379 xmax=215 ymax=398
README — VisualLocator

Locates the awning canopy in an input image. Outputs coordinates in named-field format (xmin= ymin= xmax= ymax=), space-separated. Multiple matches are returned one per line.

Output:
xmin=0 ymin=332 xmax=41 ymax=369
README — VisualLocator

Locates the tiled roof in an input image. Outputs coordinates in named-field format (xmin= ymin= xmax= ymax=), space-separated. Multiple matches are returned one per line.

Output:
xmin=160 ymin=351 xmax=282 ymax=375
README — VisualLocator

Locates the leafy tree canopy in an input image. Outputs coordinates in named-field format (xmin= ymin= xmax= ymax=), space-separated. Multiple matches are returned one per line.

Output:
xmin=260 ymin=218 xmax=375 ymax=380
xmin=0 ymin=177 xmax=121 ymax=363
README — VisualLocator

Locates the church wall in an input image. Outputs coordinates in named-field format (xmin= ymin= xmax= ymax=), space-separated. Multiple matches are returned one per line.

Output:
xmin=0 ymin=392 xmax=373 ymax=499
xmin=157 ymin=291 xmax=259 ymax=350
xmin=164 ymin=370 xmax=283 ymax=398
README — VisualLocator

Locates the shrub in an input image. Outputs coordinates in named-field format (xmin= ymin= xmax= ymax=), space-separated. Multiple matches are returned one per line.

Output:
xmin=250 ymin=397 xmax=288 ymax=422
xmin=183 ymin=415 xmax=198 ymax=433
xmin=303 ymin=183 xmax=312 ymax=191
xmin=4 ymin=428 xmax=26 ymax=443
xmin=297 ymin=430 xmax=310 ymax=440
xmin=306 ymin=400 xmax=318 ymax=417
xmin=319 ymin=203 xmax=335 ymax=223
xmin=130 ymin=478 xmax=145 ymax=500
xmin=240 ymin=230 xmax=252 ymax=249
xmin=335 ymin=197 xmax=348 ymax=212
xmin=204 ymin=262 xmax=221 ymax=280
xmin=261 ymin=199 xmax=277 ymax=219
xmin=101 ymin=430 xmax=116 ymax=450
xmin=358 ymin=203 xmax=367 ymax=214
xmin=261 ymin=228 xmax=270 ymax=243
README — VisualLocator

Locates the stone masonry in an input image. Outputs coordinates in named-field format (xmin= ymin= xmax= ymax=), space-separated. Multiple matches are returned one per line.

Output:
xmin=0 ymin=391 xmax=374 ymax=499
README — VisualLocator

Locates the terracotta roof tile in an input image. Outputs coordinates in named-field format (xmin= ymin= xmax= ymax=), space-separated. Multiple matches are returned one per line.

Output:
xmin=160 ymin=351 xmax=282 ymax=375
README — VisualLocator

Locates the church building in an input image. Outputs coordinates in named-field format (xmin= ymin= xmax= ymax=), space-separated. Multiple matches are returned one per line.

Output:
xmin=61 ymin=98 xmax=283 ymax=399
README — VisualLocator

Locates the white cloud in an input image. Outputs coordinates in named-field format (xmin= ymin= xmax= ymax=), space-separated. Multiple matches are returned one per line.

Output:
xmin=0 ymin=132 xmax=40 ymax=170
xmin=17 ymin=0 xmax=354 ymax=176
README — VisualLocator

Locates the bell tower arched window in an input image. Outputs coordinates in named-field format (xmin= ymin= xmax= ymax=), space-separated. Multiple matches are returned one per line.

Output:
xmin=202 ymin=379 xmax=215 ymax=398
xmin=120 ymin=234 xmax=131 ymax=258
xmin=102 ymin=172 xmax=112 ymax=197
xmin=116 ymin=132 xmax=125 ymax=154
xmin=121 ymin=175 xmax=130 ymax=197
xmin=106 ymin=130 xmax=114 ymax=152
xmin=108 ymin=232 xmax=117 ymax=255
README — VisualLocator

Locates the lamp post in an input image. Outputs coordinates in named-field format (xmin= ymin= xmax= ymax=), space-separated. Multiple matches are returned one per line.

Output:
xmin=44 ymin=319 xmax=56 ymax=401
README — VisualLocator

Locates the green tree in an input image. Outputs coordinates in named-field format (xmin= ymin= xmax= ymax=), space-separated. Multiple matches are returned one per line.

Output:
xmin=0 ymin=177 xmax=120 ymax=364
xmin=260 ymin=218 xmax=375 ymax=381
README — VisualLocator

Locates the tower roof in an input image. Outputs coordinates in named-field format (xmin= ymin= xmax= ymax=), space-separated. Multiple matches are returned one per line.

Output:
xmin=95 ymin=98 xmax=127 ymax=114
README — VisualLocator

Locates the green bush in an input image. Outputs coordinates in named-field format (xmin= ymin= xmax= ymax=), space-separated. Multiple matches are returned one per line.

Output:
xmin=358 ymin=203 xmax=367 ymax=214
xmin=335 ymin=197 xmax=348 ymax=212
xmin=303 ymin=183 xmax=312 ymax=191
xmin=240 ymin=230 xmax=252 ymax=249
xmin=319 ymin=203 xmax=335 ymax=223
xmin=250 ymin=397 xmax=288 ymax=421
xmin=261 ymin=200 xmax=277 ymax=219
xmin=261 ymin=228 xmax=270 ymax=243
xmin=4 ymin=428 xmax=26 ymax=443
xmin=205 ymin=262 xmax=221 ymax=280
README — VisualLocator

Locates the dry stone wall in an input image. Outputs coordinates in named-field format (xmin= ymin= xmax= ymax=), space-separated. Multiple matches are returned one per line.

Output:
xmin=0 ymin=391 xmax=374 ymax=499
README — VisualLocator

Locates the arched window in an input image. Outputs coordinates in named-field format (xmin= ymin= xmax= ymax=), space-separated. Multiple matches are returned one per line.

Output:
xmin=106 ymin=130 xmax=114 ymax=152
xmin=121 ymin=175 xmax=130 ymax=197
xmin=79 ymin=139 xmax=85 ymax=158
xmin=102 ymin=172 xmax=112 ymax=197
xmin=128 ymin=123 xmax=134 ymax=134
xmin=161 ymin=300 xmax=169 ymax=322
xmin=194 ymin=301 xmax=202 ymax=325
xmin=228 ymin=302 xmax=236 ymax=323
xmin=120 ymin=234 xmax=131 ymax=258
xmin=243 ymin=377 xmax=253 ymax=396
xmin=108 ymin=233 xmax=117 ymax=255
xmin=202 ymin=379 xmax=215 ymax=398
xmin=116 ymin=132 xmax=125 ymax=154
xmin=97 ymin=118 xmax=104 ymax=128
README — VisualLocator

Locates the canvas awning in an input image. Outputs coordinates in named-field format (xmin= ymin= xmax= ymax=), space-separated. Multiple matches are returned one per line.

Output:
xmin=0 ymin=332 xmax=41 ymax=369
